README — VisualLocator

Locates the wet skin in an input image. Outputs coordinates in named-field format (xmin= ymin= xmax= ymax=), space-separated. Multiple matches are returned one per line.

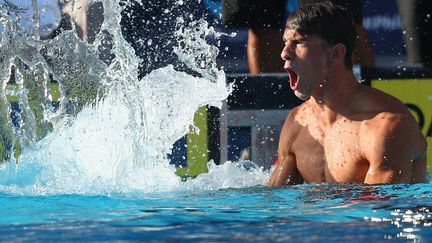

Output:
xmin=268 ymin=29 xmax=428 ymax=186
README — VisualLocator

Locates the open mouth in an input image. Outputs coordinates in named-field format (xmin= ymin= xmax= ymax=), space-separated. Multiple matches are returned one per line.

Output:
xmin=287 ymin=69 xmax=299 ymax=90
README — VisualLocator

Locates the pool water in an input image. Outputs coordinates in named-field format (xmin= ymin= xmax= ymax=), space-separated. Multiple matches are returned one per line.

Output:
xmin=1 ymin=181 xmax=431 ymax=241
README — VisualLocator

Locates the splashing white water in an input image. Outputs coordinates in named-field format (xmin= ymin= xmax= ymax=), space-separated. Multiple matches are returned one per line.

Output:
xmin=0 ymin=0 xmax=269 ymax=195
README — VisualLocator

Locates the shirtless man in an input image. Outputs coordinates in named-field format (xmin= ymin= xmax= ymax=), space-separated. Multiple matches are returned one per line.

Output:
xmin=268 ymin=2 xmax=428 ymax=186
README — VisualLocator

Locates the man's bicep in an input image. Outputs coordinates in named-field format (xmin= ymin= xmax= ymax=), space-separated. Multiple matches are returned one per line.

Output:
xmin=268 ymin=153 xmax=303 ymax=186
xmin=268 ymin=108 xmax=303 ymax=187
xmin=363 ymin=120 xmax=414 ymax=184
xmin=364 ymin=140 xmax=426 ymax=184
xmin=364 ymin=161 xmax=411 ymax=184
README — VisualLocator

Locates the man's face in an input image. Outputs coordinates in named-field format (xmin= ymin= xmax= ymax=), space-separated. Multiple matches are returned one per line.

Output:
xmin=281 ymin=29 xmax=331 ymax=100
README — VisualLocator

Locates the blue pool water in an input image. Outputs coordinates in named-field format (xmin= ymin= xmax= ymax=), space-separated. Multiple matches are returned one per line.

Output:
xmin=1 ymin=181 xmax=432 ymax=241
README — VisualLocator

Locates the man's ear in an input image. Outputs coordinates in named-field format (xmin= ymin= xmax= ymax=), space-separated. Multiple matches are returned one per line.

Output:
xmin=329 ymin=43 xmax=346 ymax=65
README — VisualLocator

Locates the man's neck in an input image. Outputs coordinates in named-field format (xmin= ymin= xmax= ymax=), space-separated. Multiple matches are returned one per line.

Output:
xmin=309 ymin=68 xmax=360 ymax=128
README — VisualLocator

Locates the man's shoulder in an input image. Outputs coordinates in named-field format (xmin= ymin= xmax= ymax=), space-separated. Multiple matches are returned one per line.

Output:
xmin=364 ymin=85 xmax=409 ymax=112
xmin=359 ymin=109 xmax=427 ymax=168
xmin=360 ymin=111 xmax=416 ymax=137
xmin=284 ymin=102 xmax=312 ymax=126
xmin=356 ymin=85 xmax=422 ymax=148
xmin=359 ymin=109 xmax=424 ymax=155
xmin=280 ymin=103 xmax=309 ymax=138
xmin=353 ymin=85 xmax=413 ymax=126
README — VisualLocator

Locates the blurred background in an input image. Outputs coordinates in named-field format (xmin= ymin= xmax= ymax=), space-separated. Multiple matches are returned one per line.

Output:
xmin=207 ymin=0 xmax=415 ymax=73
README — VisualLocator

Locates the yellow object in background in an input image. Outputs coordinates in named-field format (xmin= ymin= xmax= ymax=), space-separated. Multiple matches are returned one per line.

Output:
xmin=5 ymin=82 xmax=61 ymax=102
xmin=372 ymin=79 xmax=432 ymax=172
xmin=176 ymin=106 xmax=209 ymax=177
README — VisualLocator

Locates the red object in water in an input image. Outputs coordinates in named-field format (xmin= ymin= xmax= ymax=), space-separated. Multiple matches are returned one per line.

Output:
xmin=349 ymin=194 xmax=397 ymax=202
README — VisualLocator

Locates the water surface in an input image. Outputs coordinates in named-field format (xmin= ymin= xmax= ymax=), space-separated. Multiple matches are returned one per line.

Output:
xmin=1 ymin=182 xmax=431 ymax=241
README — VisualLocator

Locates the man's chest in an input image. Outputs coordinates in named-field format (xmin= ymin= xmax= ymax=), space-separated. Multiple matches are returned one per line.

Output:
xmin=292 ymin=122 xmax=368 ymax=182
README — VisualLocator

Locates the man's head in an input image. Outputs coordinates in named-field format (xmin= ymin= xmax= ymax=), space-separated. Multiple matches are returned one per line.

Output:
xmin=286 ymin=2 xmax=356 ymax=69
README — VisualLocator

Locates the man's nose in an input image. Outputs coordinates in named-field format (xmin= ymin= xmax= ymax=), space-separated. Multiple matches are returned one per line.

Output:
xmin=281 ymin=44 xmax=291 ymax=61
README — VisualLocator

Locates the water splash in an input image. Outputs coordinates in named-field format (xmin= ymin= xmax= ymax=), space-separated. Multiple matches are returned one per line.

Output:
xmin=0 ymin=0 xmax=268 ymax=195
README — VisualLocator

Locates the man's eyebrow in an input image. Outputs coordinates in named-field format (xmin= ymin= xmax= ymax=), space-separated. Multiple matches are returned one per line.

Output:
xmin=283 ymin=35 xmax=306 ymax=42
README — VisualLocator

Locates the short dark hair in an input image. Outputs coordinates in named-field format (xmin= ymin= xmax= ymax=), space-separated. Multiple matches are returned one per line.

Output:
xmin=286 ymin=1 xmax=356 ymax=69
